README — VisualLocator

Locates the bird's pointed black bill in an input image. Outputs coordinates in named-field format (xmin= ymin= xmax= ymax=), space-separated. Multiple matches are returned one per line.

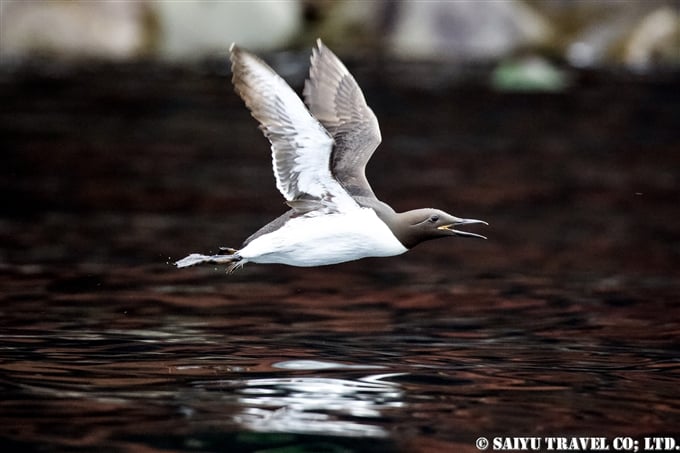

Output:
xmin=438 ymin=219 xmax=488 ymax=239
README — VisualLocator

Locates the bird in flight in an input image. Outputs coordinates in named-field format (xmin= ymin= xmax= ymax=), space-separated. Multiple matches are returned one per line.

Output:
xmin=176 ymin=39 xmax=487 ymax=273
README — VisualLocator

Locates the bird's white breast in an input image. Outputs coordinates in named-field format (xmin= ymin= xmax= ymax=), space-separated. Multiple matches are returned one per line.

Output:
xmin=239 ymin=208 xmax=407 ymax=267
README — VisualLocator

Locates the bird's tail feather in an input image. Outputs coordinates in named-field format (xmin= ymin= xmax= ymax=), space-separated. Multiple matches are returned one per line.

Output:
xmin=175 ymin=252 xmax=244 ymax=273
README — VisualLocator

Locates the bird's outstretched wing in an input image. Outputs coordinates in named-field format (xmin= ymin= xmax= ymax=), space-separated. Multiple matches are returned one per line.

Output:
xmin=230 ymin=44 xmax=358 ymax=213
xmin=303 ymin=39 xmax=382 ymax=199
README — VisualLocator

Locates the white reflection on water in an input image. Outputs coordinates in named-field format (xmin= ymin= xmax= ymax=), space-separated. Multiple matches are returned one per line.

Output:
xmin=273 ymin=359 xmax=386 ymax=370
xmin=233 ymin=372 xmax=405 ymax=437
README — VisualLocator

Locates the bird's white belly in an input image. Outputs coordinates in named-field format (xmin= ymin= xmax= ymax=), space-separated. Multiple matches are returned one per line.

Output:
xmin=239 ymin=208 xmax=407 ymax=267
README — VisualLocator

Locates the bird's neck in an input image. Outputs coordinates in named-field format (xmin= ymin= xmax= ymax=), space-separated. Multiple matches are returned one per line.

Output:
xmin=354 ymin=197 xmax=420 ymax=249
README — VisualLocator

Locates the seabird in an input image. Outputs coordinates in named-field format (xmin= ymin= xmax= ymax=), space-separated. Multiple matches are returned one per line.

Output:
xmin=176 ymin=40 xmax=487 ymax=273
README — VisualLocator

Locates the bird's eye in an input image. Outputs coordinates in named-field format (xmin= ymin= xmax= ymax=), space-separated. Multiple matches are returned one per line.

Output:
xmin=429 ymin=215 xmax=439 ymax=223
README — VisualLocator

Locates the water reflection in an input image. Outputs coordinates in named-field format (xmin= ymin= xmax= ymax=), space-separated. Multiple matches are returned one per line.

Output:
xmin=232 ymin=374 xmax=403 ymax=437
xmin=199 ymin=360 xmax=405 ymax=437
xmin=274 ymin=359 xmax=386 ymax=370
xmin=1 ymin=267 xmax=679 ymax=451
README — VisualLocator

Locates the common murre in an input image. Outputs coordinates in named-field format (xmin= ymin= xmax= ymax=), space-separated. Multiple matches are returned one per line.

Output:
xmin=175 ymin=40 xmax=487 ymax=273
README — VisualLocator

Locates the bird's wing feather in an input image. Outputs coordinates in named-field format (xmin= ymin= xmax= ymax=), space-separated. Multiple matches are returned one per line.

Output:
xmin=230 ymin=44 xmax=358 ymax=212
xmin=303 ymin=39 xmax=382 ymax=199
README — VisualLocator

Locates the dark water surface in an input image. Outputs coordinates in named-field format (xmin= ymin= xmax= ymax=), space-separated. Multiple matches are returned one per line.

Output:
xmin=1 ymin=60 xmax=679 ymax=452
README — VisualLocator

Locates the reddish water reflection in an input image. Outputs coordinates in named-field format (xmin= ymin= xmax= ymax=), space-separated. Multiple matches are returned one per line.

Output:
xmin=1 ymin=265 xmax=678 ymax=451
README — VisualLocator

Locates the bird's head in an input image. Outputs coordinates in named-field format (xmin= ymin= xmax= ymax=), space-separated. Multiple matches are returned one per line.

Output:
xmin=395 ymin=208 xmax=487 ymax=249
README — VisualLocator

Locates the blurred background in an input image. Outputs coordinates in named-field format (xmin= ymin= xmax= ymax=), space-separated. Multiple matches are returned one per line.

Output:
xmin=1 ymin=0 xmax=679 ymax=68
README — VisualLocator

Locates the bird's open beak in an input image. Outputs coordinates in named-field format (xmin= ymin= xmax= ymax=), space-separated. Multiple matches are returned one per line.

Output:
xmin=438 ymin=218 xmax=488 ymax=239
